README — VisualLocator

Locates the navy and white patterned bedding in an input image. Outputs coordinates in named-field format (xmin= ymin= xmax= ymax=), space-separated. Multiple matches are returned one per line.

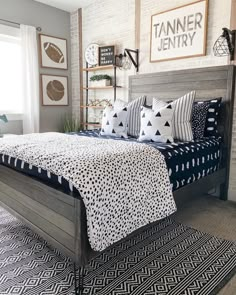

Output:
xmin=0 ymin=131 xmax=222 ymax=194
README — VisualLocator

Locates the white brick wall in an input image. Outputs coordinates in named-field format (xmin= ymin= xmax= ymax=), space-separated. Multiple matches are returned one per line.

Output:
xmin=71 ymin=0 xmax=236 ymax=200
xmin=82 ymin=0 xmax=136 ymax=103
xmin=70 ymin=10 xmax=81 ymax=121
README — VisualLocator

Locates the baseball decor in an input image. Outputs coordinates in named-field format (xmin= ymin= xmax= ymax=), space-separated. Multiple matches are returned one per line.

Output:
xmin=150 ymin=0 xmax=208 ymax=62
xmin=41 ymin=75 xmax=68 ymax=106
xmin=39 ymin=34 xmax=68 ymax=69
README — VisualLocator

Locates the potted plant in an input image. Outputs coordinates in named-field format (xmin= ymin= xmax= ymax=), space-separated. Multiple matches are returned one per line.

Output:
xmin=90 ymin=74 xmax=112 ymax=87
xmin=62 ymin=116 xmax=80 ymax=133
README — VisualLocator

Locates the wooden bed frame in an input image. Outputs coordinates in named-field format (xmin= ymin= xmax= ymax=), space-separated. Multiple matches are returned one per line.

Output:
xmin=0 ymin=65 xmax=235 ymax=267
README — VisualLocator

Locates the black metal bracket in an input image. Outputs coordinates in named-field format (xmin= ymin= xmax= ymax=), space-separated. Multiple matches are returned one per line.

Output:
xmin=115 ymin=48 xmax=139 ymax=72
xmin=74 ymin=263 xmax=84 ymax=295
xmin=222 ymin=28 xmax=236 ymax=61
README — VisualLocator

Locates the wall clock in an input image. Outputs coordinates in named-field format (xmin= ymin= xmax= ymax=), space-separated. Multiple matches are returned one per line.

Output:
xmin=85 ymin=43 xmax=99 ymax=66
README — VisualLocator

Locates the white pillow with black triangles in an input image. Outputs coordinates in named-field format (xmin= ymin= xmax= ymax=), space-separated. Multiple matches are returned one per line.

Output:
xmin=138 ymin=104 xmax=174 ymax=143
xmin=100 ymin=106 xmax=129 ymax=138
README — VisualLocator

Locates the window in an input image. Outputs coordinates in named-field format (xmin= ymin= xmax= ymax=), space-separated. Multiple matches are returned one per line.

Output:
xmin=0 ymin=25 xmax=23 ymax=114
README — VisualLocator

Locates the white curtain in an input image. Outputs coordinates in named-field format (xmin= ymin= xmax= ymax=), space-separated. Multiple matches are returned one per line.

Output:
xmin=20 ymin=25 xmax=40 ymax=134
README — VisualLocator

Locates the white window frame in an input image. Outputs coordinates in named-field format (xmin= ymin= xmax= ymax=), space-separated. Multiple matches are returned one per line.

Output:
xmin=0 ymin=24 xmax=23 ymax=121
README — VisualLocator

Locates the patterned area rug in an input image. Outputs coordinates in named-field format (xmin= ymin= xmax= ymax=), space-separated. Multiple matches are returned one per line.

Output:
xmin=0 ymin=207 xmax=236 ymax=295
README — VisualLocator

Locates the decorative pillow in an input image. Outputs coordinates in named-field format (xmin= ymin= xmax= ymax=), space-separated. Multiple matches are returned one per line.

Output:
xmin=192 ymin=102 xmax=210 ymax=139
xmin=127 ymin=96 xmax=146 ymax=137
xmin=138 ymin=104 xmax=174 ymax=143
xmin=100 ymin=106 xmax=129 ymax=138
xmin=152 ymin=98 xmax=169 ymax=110
xmin=203 ymin=98 xmax=222 ymax=137
xmin=153 ymin=91 xmax=196 ymax=142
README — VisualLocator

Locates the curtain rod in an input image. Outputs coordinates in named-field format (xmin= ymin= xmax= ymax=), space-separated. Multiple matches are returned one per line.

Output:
xmin=0 ymin=18 xmax=42 ymax=32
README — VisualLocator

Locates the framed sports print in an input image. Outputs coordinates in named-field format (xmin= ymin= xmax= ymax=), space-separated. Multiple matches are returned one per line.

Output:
xmin=39 ymin=34 xmax=68 ymax=69
xmin=41 ymin=74 xmax=68 ymax=106
xmin=150 ymin=0 xmax=208 ymax=62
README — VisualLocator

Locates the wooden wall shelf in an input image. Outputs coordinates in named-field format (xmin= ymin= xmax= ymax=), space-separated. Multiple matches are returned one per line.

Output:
xmin=83 ymin=86 xmax=122 ymax=90
xmin=82 ymin=65 xmax=115 ymax=72
xmin=80 ymin=105 xmax=105 ymax=109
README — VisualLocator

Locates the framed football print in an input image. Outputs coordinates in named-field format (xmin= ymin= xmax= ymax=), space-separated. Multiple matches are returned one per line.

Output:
xmin=39 ymin=34 xmax=68 ymax=69
xmin=41 ymin=74 xmax=68 ymax=106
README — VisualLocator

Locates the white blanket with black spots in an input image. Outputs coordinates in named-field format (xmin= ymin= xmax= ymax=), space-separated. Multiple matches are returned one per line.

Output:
xmin=0 ymin=133 xmax=176 ymax=251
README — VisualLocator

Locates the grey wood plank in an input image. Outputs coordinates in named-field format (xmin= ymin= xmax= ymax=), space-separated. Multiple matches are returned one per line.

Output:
xmin=131 ymin=80 xmax=228 ymax=93
xmin=0 ymin=165 xmax=74 ymax=221
xmin=131 ymin=71 xmax=228 ymax=86
xmin=0 ymin=181 xmax=74 ymax=235
xmin=0 ymin=189 xmax=74 ymax=251
xmin=0 ymin=200 xmax=75 ymax=259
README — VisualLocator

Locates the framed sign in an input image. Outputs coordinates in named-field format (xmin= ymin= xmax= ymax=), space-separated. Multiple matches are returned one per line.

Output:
xmin=99 ymin=45 xmax=115 ymax=66
xmin=150 ymin=0 xmax=208 ymax=62
xmin=41 ymin=74 xmax=68 ymax=106
xmin=39 ymin=34 xmax=68 ymax=69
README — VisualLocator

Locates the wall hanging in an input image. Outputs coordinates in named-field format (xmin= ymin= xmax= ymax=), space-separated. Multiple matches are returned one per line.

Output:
xmin=41 ymin=74 xmax=68 ymax=106
xmin=150 ymin=0 xmax=208 ymax=62
xmin=39 ymin=34 xmax=68 ymax=69
xmin=213 ymin=28 xmax=235 ymax=61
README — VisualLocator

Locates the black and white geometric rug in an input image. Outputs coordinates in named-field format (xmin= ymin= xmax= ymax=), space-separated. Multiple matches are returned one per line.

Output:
xmin=0 ymin=206 xmax=236 ymax=295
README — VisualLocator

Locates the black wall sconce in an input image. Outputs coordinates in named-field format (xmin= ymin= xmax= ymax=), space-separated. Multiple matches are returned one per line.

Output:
xmin=115 ymin=49 xmax=139 ymax=72
xmin=213 ymin=28 xmax=236 ymax=61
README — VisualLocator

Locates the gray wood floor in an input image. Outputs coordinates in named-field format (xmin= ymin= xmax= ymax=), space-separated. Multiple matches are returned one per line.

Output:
xmin=174 ymin=194 xmax=236 ymax=295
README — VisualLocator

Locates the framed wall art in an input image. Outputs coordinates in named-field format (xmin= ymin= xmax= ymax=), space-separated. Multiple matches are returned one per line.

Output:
xmin=150 ymin=0 xmax=208 ymax=62
xmin=41 ymin=74 xmax=68 ymax=106
xmin=99 ymin=45 xmax=116 ymax=66
xmin=39 ymin=34 xmax=68 ymax=69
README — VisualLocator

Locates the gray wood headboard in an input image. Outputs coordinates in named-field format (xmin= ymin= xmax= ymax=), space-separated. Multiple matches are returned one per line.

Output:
xmin=129 ymin=65 xmax=235 ymax=141
xmin=129 ymin=65 xmax=236 ymax=196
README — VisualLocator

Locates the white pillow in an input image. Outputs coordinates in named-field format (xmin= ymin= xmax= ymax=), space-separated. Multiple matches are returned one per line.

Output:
xmin=152 ymin=91 xmax=196 ymax=141
xmin=114 ymin=96 xmax=146 ymax=138
xmin=138 ymin=104 xmax=174 ymax=143
xmin=100 ymin=106 xmax=129 ymax=138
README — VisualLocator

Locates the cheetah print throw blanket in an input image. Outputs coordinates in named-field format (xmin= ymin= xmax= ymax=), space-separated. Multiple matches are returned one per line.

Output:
xmin=0 ymin=133 xmax=176 ymax=251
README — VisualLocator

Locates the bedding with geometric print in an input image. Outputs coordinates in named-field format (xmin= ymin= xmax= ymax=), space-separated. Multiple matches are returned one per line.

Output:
xmin=138 ymin=104 xmax=174 ymax=143
xmin=100 ymin=105 xmax=129 ymax=138
xmin=153 ymin=91 xmax=196 ymax=142
xmin=203 ymin=97 xmax=222 ymax=137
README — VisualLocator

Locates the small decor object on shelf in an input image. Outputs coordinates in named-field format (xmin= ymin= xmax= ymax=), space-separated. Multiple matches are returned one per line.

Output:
xmin=90 ymin=74 xmax=112 ymax=87
xmin=0 ymin=114 xmax=8 ymax=138
xmin=150 ymin=0 xmax=208 ymax=62
xmin=39 ymin=34 xmax=68 ymax=69
xmin=41 ymin=74 xmax=68 ymax=106
xmin=88 ymin=98 xmax=112 ymax=107
xmin=85 ymin=43 xmax=99 ymax=66
xmin=99 ymin=45 xmax=115 ymax=66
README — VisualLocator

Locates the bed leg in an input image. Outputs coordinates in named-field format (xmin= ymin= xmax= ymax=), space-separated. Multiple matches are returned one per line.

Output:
xmin=74 ymin=263 xmax=84 ymax=295
xmin=220 ymin=183 xmax=228 ymax=201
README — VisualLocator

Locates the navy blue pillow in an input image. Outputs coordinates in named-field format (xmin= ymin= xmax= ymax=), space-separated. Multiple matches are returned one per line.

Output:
xmin=204 ymin=98 xmax=222 ymax=137
xmin=192 ymin=102 xmax=210 ymax=139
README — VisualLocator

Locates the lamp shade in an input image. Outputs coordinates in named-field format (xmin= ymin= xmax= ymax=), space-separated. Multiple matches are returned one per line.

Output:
xmin=0 ymin=115 xmax=8 ymax=123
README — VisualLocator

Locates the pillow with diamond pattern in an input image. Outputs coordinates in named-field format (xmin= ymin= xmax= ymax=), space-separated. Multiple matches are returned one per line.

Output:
xmin=138 ymin=104 xmax=174 ymax=143
xmin=100 ymin=106 xmax=129 ymax=138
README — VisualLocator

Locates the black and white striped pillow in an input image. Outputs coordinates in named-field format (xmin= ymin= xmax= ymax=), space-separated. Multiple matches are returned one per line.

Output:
xmin=127 ymin=96 xmax=146 ymax=137
xmin=153 ymin=91 xmax=196 ymax=141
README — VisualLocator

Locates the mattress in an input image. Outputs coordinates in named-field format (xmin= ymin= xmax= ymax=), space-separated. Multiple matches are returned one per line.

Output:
xmin=0 ymin=131 xmax=222 ymax=194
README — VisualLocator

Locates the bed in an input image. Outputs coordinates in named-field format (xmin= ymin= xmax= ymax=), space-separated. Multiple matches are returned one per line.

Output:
xmin=0 ymin=65 xmax=235 ymax=270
